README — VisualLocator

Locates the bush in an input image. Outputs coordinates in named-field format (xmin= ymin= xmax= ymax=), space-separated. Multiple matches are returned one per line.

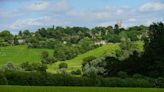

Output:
xmin=100 ymin=77 xmax=153 ymax=87
xmin=59 ymin=63 xmax=68 ymax=69
xmin=117 ymin=71 xmax=128 ymax=78
xmin=154 ymin=77 xmax=164 ymax=88
xmin=82 ymin=56 xmax=96 ymax=67
xmin=71 ymin=69 xmax=81 ymax=75
xmin=3 ymin=71 xmax=154 ymax=87
xmin=133 ymin=73 xmax=143 ymax=79
xmin=0 ymin=71 xmax=8 ymax=85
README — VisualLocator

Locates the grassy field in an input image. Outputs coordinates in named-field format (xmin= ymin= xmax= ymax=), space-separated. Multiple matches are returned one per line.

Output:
xmin=0 ymin=45 xmax=53 ymax=66
xmin=0 ymin=86 xmax=163 ymax=92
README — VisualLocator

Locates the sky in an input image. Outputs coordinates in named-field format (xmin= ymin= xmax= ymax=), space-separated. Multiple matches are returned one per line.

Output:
xmin=0 ymin=0 xmax=164 ymax=34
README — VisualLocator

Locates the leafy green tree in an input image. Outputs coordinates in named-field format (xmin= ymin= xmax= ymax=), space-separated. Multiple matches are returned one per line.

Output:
xmin=0 ymin=30 xmax=13 ymax=45
xmin=82 ymin=57 xmax=106 ymax=78
xmin=116 ymin=22 xmax=164 ymax=77
xmin=82 ymin=56 xmax=96 ymax=67
xmin=41 ymin=51 xmax=57 ymax=64
xmin=116 ymin=37 xmax=139 ymax=60
xmin=3 ymin=63 xmax=18 ymax=71
xmin=13 ymin=36 xmax=19 ymax=45
xmin=141 ymin=22 xmax=164 ymax=77
xmin=21 ymin=62 xmax=33 ymax=71
xmin=54 ymin=45 xmax=78 ymax=61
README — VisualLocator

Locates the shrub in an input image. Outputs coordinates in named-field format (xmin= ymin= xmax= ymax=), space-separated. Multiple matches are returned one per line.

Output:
xmin=0 ymin=71 xmax=8 ymax=85
xmin=59 ymin=63 xmax=68 ymax=69
xmin=3 ymin=71 xmax=154 ymax=87
xmin=133 ymin=73 xmax=143 ymax=79
xmin=82 ymin=56 xmax=96 ymax=67
xmin=117 ymin=71 xmax=128 ymax=78
xmin=71 ymin=69 xmax=81 ymax=75
xmin=154 ymin=77 xmax=164 ymax=88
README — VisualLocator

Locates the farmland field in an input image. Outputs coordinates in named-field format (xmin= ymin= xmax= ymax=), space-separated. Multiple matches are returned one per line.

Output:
xmin=0 ymin=86 xmax=163 ymax=92
xmin=0 ymin=45 xmax=53 ymax=66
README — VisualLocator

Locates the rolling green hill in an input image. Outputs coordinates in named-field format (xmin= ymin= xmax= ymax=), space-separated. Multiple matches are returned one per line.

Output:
xmin=0 ymin=45 xmax=53 ymax=66
xmin=48 ymin=41 xmax=144 ymax=73
xmin=47 ymin=43 xmax=121 ymax=73
xmin=0 ymin=41 xmax=144 ymax=73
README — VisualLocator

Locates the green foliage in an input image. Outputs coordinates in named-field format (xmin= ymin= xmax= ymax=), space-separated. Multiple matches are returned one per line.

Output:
xmin=41 ymin=51 xmax=56 ymax=64
xmin=59 ymin=63 xmax=68 ymax=69
xmin=0 ymin=30 xmax=13 ymax=46
xmin=116 ymin=37 xmax=140 ymax=60
xmin=154 ymin=77 xmax=164 ymax=88
xmin=82 ymin=57 xmax=106 ymax=78
xmin=71 ymin=69 xmax=81 ymax=75
xmin=141 ymin=22 xmax=164 ymax=77
xmin=48 ymin=43 xmax=121 ymax=73
xmin=21 ymin=62 xmax=33 ymax=71
xmin=54 ymin=45 xmax=79 ymax=61
xmin=101 ymin=77 xmax=153 ymax=87
xmin=0 ymin=71 xmax=8 ymax=85
xmin=3 ymin=63 xmax=19 ymax=71
xmin=82 ymin=56 xmax=96 ymax=67
xmin=3 ymin=71 xmax=155 ymax=87
xmin=133 ymin=73 xmax=143 ymax=79
xmin=21 ymin=62 xmax=47 ymax=72
xmin=117 ymin=71 xmax=128 ymax=78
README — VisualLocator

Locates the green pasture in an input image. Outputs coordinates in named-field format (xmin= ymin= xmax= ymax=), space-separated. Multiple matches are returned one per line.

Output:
xmin=0 ymin=45 xmax=53 ymax=66
xmin=0 ymin=86 xmax=163 ymax=92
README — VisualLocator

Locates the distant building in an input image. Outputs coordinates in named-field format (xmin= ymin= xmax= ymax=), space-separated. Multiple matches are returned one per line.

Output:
xmin=18 ymin=39 xmax=25 ymax=43
xmin=95 ymin=40 xmax=106 ymax=45
xmin=117 ymin=19 xmax=122 ymax=28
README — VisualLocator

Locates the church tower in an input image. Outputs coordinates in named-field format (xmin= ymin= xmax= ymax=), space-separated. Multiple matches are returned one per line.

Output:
xmin=117 ymin=19 xmax=122 ymax=28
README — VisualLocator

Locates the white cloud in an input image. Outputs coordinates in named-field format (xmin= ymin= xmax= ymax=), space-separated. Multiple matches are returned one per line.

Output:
xmin=139 ymin=2 xmax=164 ymax=11
xmin=52 ymin=0 xmax=71 ymax=12
xmin=26 ymin=0 xmax=71 ymax=12
xmin=116 ymin=9 xmax=123 ymax=15
xmin=128 ymin=18 xmax=136 ymax=22
xmin=27 ymin=1 xmax=49 ymax=11
xmin=68 ymin=7 xmax=126 ymax=21
xmin=9 ymin=16 xmax=50 ymax=29
xmin=0 ymin=9 xmax=23 ymax=18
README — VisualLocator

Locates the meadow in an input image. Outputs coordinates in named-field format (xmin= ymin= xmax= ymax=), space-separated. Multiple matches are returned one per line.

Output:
xmin=0 ymin=45 xmax=53 ymax=66
xmin=0 ymin=86 xmax=163 ymax=92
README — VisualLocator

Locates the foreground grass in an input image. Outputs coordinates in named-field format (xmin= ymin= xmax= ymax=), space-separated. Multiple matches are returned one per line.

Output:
xmin=0 ymin=86 xmax=163 ymax=92
xmin=0 ymin=45 xmax=53 ymax=66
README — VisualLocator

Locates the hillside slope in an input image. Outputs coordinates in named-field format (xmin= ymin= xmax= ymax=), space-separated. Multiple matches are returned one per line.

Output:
xmin=48 ymin=41 xmax=144 ymax=73
xmin=47 ymin=43 xmax=121 ymax=73
xmin=0 ymin=41 xmax=144 ymax=73
xmin=0 ymin=45 xmax=53 ymax=66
